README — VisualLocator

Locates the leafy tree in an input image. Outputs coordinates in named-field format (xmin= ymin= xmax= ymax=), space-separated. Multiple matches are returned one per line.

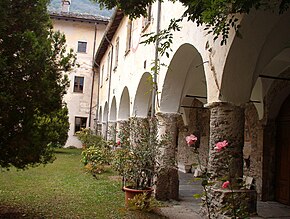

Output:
xmin=93 ymin=0 xmax=290 ymax=44
xmin=0 ymin=0 xmax=76 ymax=169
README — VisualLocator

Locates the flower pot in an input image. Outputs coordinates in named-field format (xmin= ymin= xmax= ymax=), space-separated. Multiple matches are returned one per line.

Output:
xmin=123 ymin=186 xmax=153 ymax=207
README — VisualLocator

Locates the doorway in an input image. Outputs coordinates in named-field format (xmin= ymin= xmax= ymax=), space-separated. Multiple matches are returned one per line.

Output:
xmin=276 ymin=95 xmax=290 ymax=205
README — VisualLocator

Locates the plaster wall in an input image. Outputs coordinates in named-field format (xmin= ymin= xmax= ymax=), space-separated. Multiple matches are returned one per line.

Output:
xmin=52 ymin=19 xmax=107 ymax=147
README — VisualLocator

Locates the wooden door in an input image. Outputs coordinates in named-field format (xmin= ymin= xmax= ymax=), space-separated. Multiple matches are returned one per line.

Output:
xmin=276 ymin=95 xmax=290 ymax=205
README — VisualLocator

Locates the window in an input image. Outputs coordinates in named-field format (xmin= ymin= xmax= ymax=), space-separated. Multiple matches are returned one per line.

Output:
xmin=114 ymin=37 xmax=119 ymax=70
xmin=77 ymin=41 xmax=87 ymax=53
xmin=142 ymin=5 xmax=152 ymax=31
xmin=106 ymin=51 xmax=111 ymax=80
xmin=75 ymin=117 xmax=87 ymax=133
xmin=100 ymin=65 xmax=104 ymax=87
xmin=74 ymin=76 xmax=84 ymax=93
xmin=125 ymin=20 xmax=132 ymax=54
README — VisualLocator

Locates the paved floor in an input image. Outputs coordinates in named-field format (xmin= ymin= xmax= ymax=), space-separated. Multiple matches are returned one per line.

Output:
xmin=159 ymin=172 xmax=290 ymax=219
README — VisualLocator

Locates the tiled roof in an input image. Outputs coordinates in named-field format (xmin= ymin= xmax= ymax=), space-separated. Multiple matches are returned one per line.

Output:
xmin=49 ymin=11 xmax=110 ymax=24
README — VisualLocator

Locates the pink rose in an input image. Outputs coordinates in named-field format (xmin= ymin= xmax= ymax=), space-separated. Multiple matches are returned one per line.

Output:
xmin=186 ymin=134 xmax=197 ymax=146
xmin=222 ymin=181 xmax=230 ymax=189
xmin=214 ymin=140 xmax=228 ymax=152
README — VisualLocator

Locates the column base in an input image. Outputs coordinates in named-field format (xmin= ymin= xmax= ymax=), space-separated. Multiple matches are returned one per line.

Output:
xmin=201 ymin=188 xmax=257 ymax=218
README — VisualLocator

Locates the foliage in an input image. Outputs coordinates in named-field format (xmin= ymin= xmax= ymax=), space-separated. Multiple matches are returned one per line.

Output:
xmin=92 ymin=0 xmax=290 ymax=44
xmin=112 ymin=117 xmax=161 ymax=190
xmin=0 ymin=0 xmax=77 ymax=169
xmin=127 ymin=193 xmax=162 ymax=212
xmin=77 ymin=128 xmax=112 ymax=175
xmin=49 ymin=0 xmax=113 ymax=17
xmin=81 ymin=145 xmax=112 ymax=175
xmin=189 ymin=136 xmax=253 ymax=218
xmin=76 ymin=128 xmax=105 ymax=148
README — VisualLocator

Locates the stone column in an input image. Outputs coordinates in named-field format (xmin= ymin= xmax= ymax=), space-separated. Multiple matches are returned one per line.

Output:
xmin=208 ymin=102 xmax=244 ymax=184
xmin=107 ymin=122 xmax=117 ymax=142
xmin=116 ymin=120 xmax=130 ymax=145
xmin=155 ymin=112 xmax=180 ymax=201
xmin=205 ymin=102 xmax=256 ymax=218
xmin=129 ymin=117 xmax=150 ymax=147
xmin=101 ymin=122 xmax=107 ymax=139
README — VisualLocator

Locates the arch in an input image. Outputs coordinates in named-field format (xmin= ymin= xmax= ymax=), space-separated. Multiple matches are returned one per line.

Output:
xmin=98 ymin=106 xmax=103 ymax=122
xmin=118 ymin=87 xmax=130 ymax=120
xmin=109 ymin=96 xmax=117 ymax=121
xmin=133 ymin=72 xmax=152 ymax=117
xmin=160 ymin=43 xmax=207 ymax=116
xmin=103 ymin=102 xmax=108 ymax=123
xmin=220 ymin=9 xmax=290 ymax=104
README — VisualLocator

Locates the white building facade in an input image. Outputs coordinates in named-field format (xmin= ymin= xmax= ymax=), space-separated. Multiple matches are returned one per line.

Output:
xmin=94 ymin=0 xmax=290 ymax=212
xmin=50 ymin=6 xmax=108 ymax=148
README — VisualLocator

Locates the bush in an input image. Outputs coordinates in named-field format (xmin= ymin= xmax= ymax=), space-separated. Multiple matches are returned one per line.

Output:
xmin=81 ymin=146 xmax=112 ymax=175
xmin=77 ymin=129 xmax=112 ymax=176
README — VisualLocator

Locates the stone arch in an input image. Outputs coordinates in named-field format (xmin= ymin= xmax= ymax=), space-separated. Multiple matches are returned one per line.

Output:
xmin=220 ymin=9 xmax=290 ymax=104
xmin=109 ymin=96 xmax=117 ymax=122
xmin=98 ymin=106 xmax=103 ymax=122
xmin=118 ymin=87 xmax=130 ymax=120
xmin=155 ymin=43 xmax=210 ymax=200
xmin=160 ymin=43 xmax=207 ymax=116
xmin=103 ymin=102 xmax=108 ymax=122
xmin=133 ymin=72 xmax=152 ymax=117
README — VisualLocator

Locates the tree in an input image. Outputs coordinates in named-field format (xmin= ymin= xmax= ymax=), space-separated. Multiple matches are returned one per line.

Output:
xmin=93 ymin=0 xmax=290 ymax=44
xmin=0 ymin=0 xmax=76 ymax=169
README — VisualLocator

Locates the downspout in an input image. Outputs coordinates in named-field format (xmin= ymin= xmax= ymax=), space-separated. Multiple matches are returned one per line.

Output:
xmin=105 ymin=36 xmax=114 ymax=140
xmin=151 ymin=0 xmax=161 ymax=118
xmin=89 ymin=22 xmax=97 ymax=128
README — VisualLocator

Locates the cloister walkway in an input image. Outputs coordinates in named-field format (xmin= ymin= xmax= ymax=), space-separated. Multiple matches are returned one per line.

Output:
xmin=159 ymin=172 xmax=290 ymax=219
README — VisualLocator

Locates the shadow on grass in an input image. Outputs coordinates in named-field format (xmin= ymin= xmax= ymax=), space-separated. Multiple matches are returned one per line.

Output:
xmin=0 ymin=205 xmax=42 ymax=219
xmin=53 ymin=148 xmax=82 ymax=155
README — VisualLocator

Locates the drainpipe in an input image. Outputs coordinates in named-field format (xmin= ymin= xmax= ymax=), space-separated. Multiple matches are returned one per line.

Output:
xmin=105 ymin=36 xmax=114 ymax=140
xmin=89 ymin=22 xmax=98 ymax=128
xmin=151 ymin=0 xmax=161 ymax=118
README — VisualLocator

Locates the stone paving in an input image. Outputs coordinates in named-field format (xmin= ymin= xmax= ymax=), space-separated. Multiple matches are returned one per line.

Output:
xmin=159 ymin=171 xmax=290 ymax=219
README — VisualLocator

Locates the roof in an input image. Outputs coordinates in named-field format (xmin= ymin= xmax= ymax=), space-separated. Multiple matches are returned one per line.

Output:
xmin=49 ymin=11 xmax=110 ymax=24
xmin=94 ymin=9 xmax=124 ymax=67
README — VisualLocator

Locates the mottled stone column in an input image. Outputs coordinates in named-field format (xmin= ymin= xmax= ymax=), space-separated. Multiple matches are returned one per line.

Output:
xmin=208 ymin=102 xmax=244 ymax=184
xmin=101 ymin=122 xmax=107 ymax=139
xmin=155 ymin=112 xmax=180 ymax=201
xmin=107 ymin=122 xmax=117 ymax=142
xmin=129 ymin=117 xmax=150 ymax=147
xmin=116 ymin=120 xmax=130 ymax=144
xmin=204 ymin=102 xmax=256 ymax=218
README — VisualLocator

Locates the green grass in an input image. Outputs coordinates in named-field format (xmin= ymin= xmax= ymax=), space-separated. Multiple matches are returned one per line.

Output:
xmin=0 ymin=148 xmax=164 ymax=218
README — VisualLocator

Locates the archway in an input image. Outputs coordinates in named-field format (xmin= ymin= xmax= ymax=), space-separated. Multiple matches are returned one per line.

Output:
xmin=133 ymin=72 xmax=152 ymax=117
xmin=108 ymin=97 xmax=117 ymax=141
xmin=102 ymin=102 xmax=108 ymax=139
xmin=156 ymin=43 xmax=209 ymax=200
xmin=118 ymin=87 xmax=130 ymax=120
xmin=276 ymin=94 xmax=290 ymax=205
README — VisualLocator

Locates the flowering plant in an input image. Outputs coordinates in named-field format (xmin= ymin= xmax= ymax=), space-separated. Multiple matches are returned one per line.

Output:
xmin=112 ymin=118 xmax=161 ymax=190
xmin=186 ymin=135 xmax=251 ymax=219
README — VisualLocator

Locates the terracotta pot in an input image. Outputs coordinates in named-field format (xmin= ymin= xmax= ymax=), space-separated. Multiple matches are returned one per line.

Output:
xmin=123 ymin=186 xmax=153 ymax=207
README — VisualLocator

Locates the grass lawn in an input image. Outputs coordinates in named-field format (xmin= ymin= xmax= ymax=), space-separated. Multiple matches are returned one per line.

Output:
xmin=0 ymin=148 xmax=165 ymax=219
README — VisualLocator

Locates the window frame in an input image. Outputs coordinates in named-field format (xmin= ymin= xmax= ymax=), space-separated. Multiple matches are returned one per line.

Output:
xmin=125 ymin=20 xmax=132 ymax=55
xmin=75 ymin=117 xmax=87 ymax=133
xmin=73 ymin=76 xmax=84 ymax=93
xmin=77 ymin=41 xmax=87 ymax=53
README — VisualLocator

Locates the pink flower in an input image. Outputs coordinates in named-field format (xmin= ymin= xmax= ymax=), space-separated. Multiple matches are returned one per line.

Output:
xmin=214 ymin=140 xmax=228 ymax=152
xmin=186 ymin=134 xmax=197 ymax=146
xmin=222 ymin=181 xmax=230 ymax=189
xmin=116 ymin=140 xmax=121 ymax=146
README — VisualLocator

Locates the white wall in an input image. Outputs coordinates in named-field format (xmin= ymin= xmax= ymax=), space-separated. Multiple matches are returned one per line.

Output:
xmin=52 ymin=18 xmax=107 ymax=148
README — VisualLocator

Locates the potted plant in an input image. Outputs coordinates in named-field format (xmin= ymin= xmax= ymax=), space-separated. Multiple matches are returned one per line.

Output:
xmin=112 ymin=117 xmax=161 ymax=206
